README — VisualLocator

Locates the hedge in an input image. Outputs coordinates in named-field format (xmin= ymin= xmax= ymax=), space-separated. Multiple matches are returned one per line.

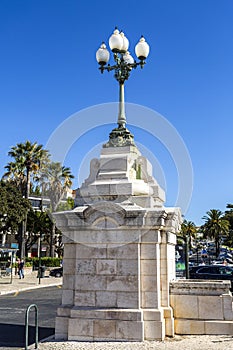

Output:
xmin=25 ymin=257 xmax=62 ymax=267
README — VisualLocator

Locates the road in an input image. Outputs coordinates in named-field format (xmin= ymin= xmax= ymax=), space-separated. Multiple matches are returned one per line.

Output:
xmin=0 ymin=286 xmax=62 ymax=349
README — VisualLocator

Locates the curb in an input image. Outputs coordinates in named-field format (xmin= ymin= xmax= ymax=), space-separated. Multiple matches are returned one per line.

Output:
xmin=0 ymin=281 xmax=62 ymax=296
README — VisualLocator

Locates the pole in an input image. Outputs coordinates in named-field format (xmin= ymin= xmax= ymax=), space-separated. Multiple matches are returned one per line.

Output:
xmin=117 ymin=82 xmax=126 ymax=127
xmin=185 ymin=235 xmax=190 ymax=279
xmin=38 ymin=234 xmax=41 ymax=285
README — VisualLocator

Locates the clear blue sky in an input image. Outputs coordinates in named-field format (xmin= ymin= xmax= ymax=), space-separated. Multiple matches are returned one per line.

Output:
xmin=0 ymin=0 xmax=233 ymax=225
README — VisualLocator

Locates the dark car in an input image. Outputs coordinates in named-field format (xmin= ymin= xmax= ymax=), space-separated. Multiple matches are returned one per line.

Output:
xmin=189 ymin=264 xmax=233 ymax=290
xmin=49 ymin=267 xmax=63 ymax=278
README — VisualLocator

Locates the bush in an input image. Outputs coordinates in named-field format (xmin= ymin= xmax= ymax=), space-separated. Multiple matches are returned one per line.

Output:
xmin=26 ymin=257 xmax=61 ymax=268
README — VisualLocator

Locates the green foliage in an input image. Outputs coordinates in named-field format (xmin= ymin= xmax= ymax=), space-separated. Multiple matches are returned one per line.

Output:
xmin=26 ymin=257 xmax=61 ymax=267
xmin=4 ymin=140 xmax=50 ymax=198
xmin=223 ymin=204 xmax=233 ymax=247
xmin=0 ymin=180 xmax=31 ymax=234
xmin=201 ymin=209 xmax=229 ymax=257
xmin=38 ymin=161 xmax=74 ymax=212
xmin=136 ymin=164 xmax=141 ymax=180
xmin=25 ymin=209 xmax=54 ymax=255
xmin=180 ymin=220 xmax=197 ymax=239
xmin=57 ymin=197 xmax=74 ymax=211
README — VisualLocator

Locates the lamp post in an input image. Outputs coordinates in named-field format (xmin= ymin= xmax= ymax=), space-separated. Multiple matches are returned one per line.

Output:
xmin=96 ymin=28 xmax=150 ymax=147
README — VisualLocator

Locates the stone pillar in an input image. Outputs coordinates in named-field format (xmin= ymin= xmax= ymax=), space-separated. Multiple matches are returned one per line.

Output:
xmin=53 ymin=144 xmax=182 ymax=341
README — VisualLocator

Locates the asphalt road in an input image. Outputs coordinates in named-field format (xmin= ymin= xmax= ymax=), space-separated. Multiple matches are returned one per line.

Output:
xmin=0 ymin=286 xmax=62 ymax=349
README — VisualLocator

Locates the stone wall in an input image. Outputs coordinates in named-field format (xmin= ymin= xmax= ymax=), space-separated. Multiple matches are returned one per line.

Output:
xmin=170 ymin=280 xmax=233 ymax=335
xmin=54 ymin=203 xmax=181 ymax=341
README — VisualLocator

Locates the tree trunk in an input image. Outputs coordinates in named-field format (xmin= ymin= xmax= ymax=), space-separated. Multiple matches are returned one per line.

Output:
xmin=185 ymin=235 xmax=190 ymax=279
xmin=1 ymin=232 xmax=6 ymax=246
xmin=50 ymin=219 xmax=56 ymax=258
xmin=20 ymin=168 xmax=30 ymax=259
xmin=25 ymin=168 xmax=30 ymax=199
xmin=18 ymin=221 xmax=26 ymax=259
xmin=216 ymin=238 xmax=220 ymax=258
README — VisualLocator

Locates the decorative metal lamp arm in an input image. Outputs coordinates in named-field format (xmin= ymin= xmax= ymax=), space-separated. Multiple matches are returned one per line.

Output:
xmin=96 ymin=28 xmax=150 ymax=147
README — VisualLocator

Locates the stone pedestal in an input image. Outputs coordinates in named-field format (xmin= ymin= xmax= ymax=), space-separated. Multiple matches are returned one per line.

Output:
xmin=54 ymin=143 xmax=182 ymax=341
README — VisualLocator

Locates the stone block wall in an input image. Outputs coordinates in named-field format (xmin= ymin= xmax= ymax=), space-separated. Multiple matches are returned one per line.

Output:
xmin=54 ymin=200 xmax=181 ymax=341
xmin=170 ymin=280 xmax=233 ymax=336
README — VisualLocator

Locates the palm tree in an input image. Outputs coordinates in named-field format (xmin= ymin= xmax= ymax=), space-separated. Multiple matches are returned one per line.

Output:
xmin=37 ymin=162 xmax=74 ymax=257
xmin=3 ymin=141 xmax=50 ymax=258
xmin=3 ymin=161 xmax=27 ymax=195
xmin=201 ymin=209 xmax=229 ymax=258
xmin=223 ymin=204 xmax=233 ymax=248
xmin=5 ymin=141 xmax=50 ymax=198
xmin=180 ymin=220 xmax=197 ymax=244
xmin=179 ymin=220 xmax=197 ymax=278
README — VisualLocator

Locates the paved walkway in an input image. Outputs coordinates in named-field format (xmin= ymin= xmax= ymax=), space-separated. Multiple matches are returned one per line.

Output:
xmin=0 ymin=269 xmax=62 ymax=295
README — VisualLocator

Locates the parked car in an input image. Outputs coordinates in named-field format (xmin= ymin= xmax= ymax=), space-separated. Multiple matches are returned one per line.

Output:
xmin=189 ymin=264 xmax=233 ymax=290
xmin=49 ymin=267 xmax=63 ymax=277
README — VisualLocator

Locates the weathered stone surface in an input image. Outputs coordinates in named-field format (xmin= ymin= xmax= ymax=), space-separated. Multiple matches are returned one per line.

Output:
xmin=175 ymin=319 xmax=205 ymax=335
xmin=96 ymin=291 xmax=117 ymax=307
xmin=75 ymin=275 xmax=107 ymax=291
xmin=140 ymin=244 xmax=158 ymax=259
xmin=116 ymin=320 xmax=144 ymax=341
xmin=141 ymin=259 xmax=158 ymax=275
xmin=106 ymin=275 xmax=138 ymax=292
xmin=107 ymin=243 xmax=139 ymax=259
xmin=170 ymin=294 xmax=199 ymax=319
xmin=75 ymin=244 xmax=107 ymax=259
xmin=141 ymin=291 xmax=159 ymax=308
xmin=76 ymin=259 xmax=96 ymax=274
xmin=93 ymin=319 xmax=116 ymax=340
xmin=144 ymin=320 xmax=165 ymax=340
xmin=199 ymin=296 xmax=223 ymax=320
xmin=68 ymin=319 xmax=93 ymax=339
xmin=61 ymin=289 xmax=74 ymax=306
xmin=117 ymin=291 xmax=139 ymax=308
xmin=170 ymin=280 xmax=233 ymax=336
xmin=55 ymin=316 xmax=68 ymax=340
xmin=74 ymin=291 xmax=95 ymax=307
xmin=54 ymin=142 xmax=182 ymax=342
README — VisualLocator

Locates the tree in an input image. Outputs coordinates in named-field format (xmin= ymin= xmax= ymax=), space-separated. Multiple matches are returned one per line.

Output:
xmin=37 ymin=162 xmax=74 ymax=257
xmin=223 ymin=204 xmax=233 ymax=247
xmin=26 ymin=208 xmax=63 ymax=257
xmin=3 ymin=141 xmax=50 ymax=258
xmin=4 ymin=141 xmax=50 ymax=198
xmin=178 ymin=220 xmax=197 ymax=279
xmin=0 ymin=180 xmax=31 ymax=246
xmin=180 ymin=220 xmax=197 ymax=246
xmin=26 ymin=209 xmax=52 ymax=256
xmin=201 ymin=209 xmax=229 ymax=258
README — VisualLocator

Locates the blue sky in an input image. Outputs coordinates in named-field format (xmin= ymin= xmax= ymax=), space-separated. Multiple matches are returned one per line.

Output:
xmin=0 ymin=0 xmax=233 ymax=225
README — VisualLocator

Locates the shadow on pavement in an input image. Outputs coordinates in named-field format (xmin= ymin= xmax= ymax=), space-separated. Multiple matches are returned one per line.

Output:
xmin=0 ymin=323 xmax=54 ymax=347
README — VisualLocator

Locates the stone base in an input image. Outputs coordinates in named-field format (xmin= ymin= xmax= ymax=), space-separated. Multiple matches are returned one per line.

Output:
xmin=55 ymin=306 xmax=169 ymax=341
xmin=175 ymin=319 xmax=233 ymax=335
xmin=56 ymin=307 xmax=144 ymax=341
xmin=170 ymin=280 xmax=233 ymax=336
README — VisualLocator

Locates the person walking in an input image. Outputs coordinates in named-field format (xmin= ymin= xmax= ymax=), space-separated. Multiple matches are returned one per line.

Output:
xmin=18 ymin=259 xmax=25 ymax=279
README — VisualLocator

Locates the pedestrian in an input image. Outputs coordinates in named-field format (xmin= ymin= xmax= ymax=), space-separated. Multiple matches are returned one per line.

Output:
xmin=18 ymin=259 xmax=25 ymax=279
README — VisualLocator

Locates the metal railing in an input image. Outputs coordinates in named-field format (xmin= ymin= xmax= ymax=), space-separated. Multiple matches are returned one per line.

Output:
xmin=25 ymin=304 xmax=38 ymax=350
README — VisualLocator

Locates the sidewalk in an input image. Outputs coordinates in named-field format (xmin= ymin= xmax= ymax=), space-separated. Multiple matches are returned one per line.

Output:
xmin=0 ymin=270 xmax=62 ymax=295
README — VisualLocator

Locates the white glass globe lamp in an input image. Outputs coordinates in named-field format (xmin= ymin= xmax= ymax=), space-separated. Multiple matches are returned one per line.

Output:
xmin=123 ymin=51 xmax=134 ymax=64
xmin=120 ymin=32 xmax=129 ymax=53
xmin=109 ymin=28 xmax=123 ymax=53
xmin=96 ymin=42 xmax=110 ymax=65
xmin=135 ymin=36 xmax=150 ymax=60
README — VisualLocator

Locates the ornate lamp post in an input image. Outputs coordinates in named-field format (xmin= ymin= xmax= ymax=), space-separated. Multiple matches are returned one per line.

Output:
xmin=96 ymin=28 xmax=150 ymax=147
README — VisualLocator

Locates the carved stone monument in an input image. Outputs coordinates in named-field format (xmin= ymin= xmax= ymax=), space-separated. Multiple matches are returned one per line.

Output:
xmin=53 ymin=124 xmax=182 ymax=341
xmin=53 ymin=28 xmax=182 ymax=341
